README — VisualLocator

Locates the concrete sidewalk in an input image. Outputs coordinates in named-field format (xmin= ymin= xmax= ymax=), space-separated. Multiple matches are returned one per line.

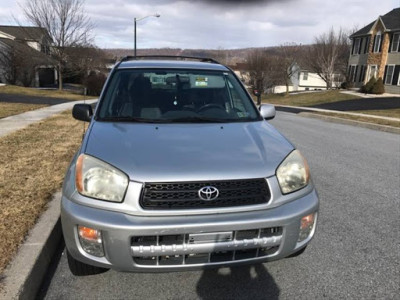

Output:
xmin=0 ymin=99 xmax=97 ymax=138
xmin=340 ymin=90 xmax=400 ymax=98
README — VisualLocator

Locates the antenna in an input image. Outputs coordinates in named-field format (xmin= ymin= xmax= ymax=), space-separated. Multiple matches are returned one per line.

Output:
xmin=82 ymin=87 xmax=87 ymax=140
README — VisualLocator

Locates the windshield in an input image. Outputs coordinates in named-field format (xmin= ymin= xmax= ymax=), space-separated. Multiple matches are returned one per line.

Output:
xmin=97 ymin=69 xmax=260 ymax=123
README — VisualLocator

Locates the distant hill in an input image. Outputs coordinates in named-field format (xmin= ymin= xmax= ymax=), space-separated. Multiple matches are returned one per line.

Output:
xmin=102 ymin=47 xmax=280 ymax=66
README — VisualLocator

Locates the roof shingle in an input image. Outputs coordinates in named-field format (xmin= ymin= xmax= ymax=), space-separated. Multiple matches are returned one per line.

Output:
xmin=0 ymin=26 xmax=49 ymax=41
xmin=350 ymin=8 xmax=400 ymax=38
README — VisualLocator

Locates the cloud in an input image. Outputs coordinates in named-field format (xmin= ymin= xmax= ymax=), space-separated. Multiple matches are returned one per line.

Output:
xmin=1 ymin=0 xmax=398 ymax=49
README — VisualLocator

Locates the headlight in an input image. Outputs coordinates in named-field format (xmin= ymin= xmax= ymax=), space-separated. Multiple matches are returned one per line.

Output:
xmin=276 ymin=150 xmax=310 ymax=194
xmin=75 ymin=154 xmax=128 ymax=202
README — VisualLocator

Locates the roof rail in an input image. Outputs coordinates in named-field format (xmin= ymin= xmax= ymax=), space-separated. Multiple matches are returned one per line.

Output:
xmin=119 ymin=55 xmax=221 ymax=64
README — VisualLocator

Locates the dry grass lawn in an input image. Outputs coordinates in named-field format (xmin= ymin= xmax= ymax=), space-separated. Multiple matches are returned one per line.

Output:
xmin=0 ymin=85 xmax=85 ymax=101
xmin=0 ymin=102 xmax=48 ymax=119
xmin=0 ymin=111 xmax=82 ymax=275
xmin=262 ymin=90 xmax=361 ymax=106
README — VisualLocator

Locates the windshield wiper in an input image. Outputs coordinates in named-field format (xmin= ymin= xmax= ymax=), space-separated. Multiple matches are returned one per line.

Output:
xmin=99 ymin=116 xmax=165 ymax=123
xmin=165 ymin=116 xmax=227 ymax=123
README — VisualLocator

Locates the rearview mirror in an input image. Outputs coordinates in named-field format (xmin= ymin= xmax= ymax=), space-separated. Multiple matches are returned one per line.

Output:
xmin=72 ymin=104 xmax=93 ymax=122
xmin=259 ymin=104 xmax=275 ymax=120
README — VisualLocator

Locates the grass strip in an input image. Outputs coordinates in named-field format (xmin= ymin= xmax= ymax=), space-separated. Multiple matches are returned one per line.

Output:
xmin=0 ymin=85 xmax=85 ymax=101
xmin=0 ymin=110 xmax=82 ymax=275
xmin=261 ymin=90 xmax=361 ymax=106
xmin=352 ymin=109 xmax=400 ymax=119
xmin=0 ymin=103 xmax=48 ymax=119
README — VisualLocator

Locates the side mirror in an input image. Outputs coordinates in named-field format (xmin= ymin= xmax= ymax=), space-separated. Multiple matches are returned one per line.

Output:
xmin=72 ymin=104 xmax=93 ymax=122
xmin=259 ymin=104 xmax=275 ymax=120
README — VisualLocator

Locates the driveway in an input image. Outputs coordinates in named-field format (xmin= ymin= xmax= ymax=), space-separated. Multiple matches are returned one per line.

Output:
xmin=38 ymin=112 xmax=399 ymax=299
xmin=312 ymin=97 xmax=400 ymax=111
xmin=0 ymin=93 xmax=71 ymax=105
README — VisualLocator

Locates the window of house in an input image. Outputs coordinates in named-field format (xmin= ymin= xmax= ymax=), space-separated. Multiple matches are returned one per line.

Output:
xmin=302 ymin=72 xmax=308 ymax=80
xmin=364 ymin=36 xmax=370 ymax=54
xmin=385 ymin=65 xmax=395 ymax=85
xmin=353 ymin=38 xmax=361 ymax=54
xmin=368 ymin=65 xmax=377 ymax=80
xmin=358 ymin=65 xmax=364 ymax=82
xmin=398 ymin=69 xmax=400 ymax=86
xmin=361 ymin=65 xmax=366 ymax=82
xmin=349 ymin=65 xmax=357 ymax=82
xmin=373 ymin=32 xmax=382 ymax=53
xmin=391 ymin=33 xmax=400 ymax=52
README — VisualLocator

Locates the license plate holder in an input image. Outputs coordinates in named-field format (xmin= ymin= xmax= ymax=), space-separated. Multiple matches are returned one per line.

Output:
xmin=188 ymin=232 xmax=233 ymax=244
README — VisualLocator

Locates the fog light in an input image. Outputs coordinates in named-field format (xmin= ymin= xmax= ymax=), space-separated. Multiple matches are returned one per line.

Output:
xmin=78 ymin=226 xmax=104 ymax=257
xmin=298 ymin=213 xmax=316 ymax=242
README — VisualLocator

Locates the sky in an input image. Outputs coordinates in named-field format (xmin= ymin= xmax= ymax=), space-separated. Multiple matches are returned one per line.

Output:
xmin=0 ymin=0 xmax=399 ymax=49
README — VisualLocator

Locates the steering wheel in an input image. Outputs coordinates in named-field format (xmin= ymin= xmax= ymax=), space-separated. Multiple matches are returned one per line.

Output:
xmin=197 ymin=103 xmax=225 ymax=112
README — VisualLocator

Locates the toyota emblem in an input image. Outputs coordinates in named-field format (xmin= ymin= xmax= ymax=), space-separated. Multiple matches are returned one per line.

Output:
xmin=198 ymin=186 xmax=219 ymax=201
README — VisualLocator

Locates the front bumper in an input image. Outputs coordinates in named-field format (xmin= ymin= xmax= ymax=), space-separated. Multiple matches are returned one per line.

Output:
xmin=61 ymin=189 xmax=319 ymax=272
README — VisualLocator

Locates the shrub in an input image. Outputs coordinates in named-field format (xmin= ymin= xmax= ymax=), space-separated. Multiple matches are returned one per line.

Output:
xmin=341 ymin=81 xmax=353 ymax=89
xmin=84 ymin=72 xmax=107 ymax=96
xmin=371 ymin=78 xmax=385 ymax=94
xmin=360 ymin=77 xmax=376 ymax=93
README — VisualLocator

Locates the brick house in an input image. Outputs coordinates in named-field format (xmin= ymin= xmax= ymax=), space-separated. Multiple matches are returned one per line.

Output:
xmin=348 ymin=8 xmax=400 ymax=94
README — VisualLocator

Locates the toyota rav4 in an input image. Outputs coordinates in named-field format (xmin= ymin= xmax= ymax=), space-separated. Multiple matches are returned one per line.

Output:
xmin=62 ymin=56 xmax=319 ymax=276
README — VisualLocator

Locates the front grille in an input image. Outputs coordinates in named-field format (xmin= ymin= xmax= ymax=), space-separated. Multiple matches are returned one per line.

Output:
xmin=140 ymin=178 xmax=270 ymax=209
xmin=131 ymin=227 xmax=282 ymax=267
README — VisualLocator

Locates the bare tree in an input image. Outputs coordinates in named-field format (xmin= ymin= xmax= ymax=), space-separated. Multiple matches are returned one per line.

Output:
xmin=0 ymin=44 xmax=18 ymax=85
xmin=63 ymin=46 xmax=107 ymax=81
xmin=246 ymin=49 xmax=280 ymax=98
xmin=277 ymin=43 xmax=303 ymax=94
xmin=0 ymin=40 xmax=51 ymax=86
xmin=21 ymin=0 xmax=94 ymax=90
xmin=307 ymin=28 xmax=350 ymax=89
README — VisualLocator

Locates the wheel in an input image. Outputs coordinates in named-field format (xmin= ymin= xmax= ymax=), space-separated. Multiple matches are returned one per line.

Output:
xmin=287 ymin=246 xmax=307 ymax=258
xmin=66 ymin=250 xmax=109 ymax=276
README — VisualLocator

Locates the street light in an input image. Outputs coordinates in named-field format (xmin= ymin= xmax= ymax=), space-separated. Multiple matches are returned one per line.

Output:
xmin=134 ymin=13 xmax=160 ymax=57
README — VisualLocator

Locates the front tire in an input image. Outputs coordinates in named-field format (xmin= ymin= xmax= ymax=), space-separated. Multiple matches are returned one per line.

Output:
xmin=66 ymin=250 xmax=109 ymax=276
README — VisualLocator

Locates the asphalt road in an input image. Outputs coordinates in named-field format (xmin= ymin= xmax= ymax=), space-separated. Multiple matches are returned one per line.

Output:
xmin=39 ymin=112 xmax=400 ymax=299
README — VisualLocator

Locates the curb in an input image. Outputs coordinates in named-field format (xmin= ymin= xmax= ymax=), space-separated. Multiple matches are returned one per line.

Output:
xmin=0 ymin=192 xmax=62 ymax=300
xmin=274 ymin=104 xmax=400 ymax=121
xmin=298 ymin=112 xmax=400 ymax=134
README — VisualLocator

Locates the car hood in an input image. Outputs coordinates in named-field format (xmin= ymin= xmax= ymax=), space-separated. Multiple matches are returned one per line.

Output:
xmin=84 ymin=121 xmax=294 ymax=182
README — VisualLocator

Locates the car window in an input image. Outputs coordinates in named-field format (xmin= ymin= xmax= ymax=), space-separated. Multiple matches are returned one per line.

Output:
xmin=97 ymin=69 xmax=260 ymax=123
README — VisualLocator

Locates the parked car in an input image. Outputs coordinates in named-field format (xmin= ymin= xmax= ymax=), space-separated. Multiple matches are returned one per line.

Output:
xmin=62 ymin=56 xmax=319 ymax=275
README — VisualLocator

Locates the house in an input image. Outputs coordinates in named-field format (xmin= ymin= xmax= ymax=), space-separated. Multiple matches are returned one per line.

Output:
xmin=268 ymin=63 xmax=342 ymax=94
xmin=229 ymin=62 xmax=251 ymax=88
xmin=0 ymin=25 xmax=56 ymax=87
xmin=348 ymin=8 xmax=400 ymax=94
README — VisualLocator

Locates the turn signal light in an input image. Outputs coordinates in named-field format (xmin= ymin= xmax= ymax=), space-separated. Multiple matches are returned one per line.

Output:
xmin=300 ymin=214 xmax=315 ymax=230
xmin=78 ymin=225 xmax=104 ymax=257
xmin=78 ymin=226 xmax=101 ymax=243
xmin=298 ymin=213 xmax=317 ymax=243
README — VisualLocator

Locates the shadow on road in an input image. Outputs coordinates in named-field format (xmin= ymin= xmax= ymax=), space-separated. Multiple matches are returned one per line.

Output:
xmin=196 ymin=264 xmax=279 ymax=300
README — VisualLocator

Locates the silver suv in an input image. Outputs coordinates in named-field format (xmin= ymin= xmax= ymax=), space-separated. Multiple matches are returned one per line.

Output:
xmin=62 ymin=56 xmax=319 ymax=276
